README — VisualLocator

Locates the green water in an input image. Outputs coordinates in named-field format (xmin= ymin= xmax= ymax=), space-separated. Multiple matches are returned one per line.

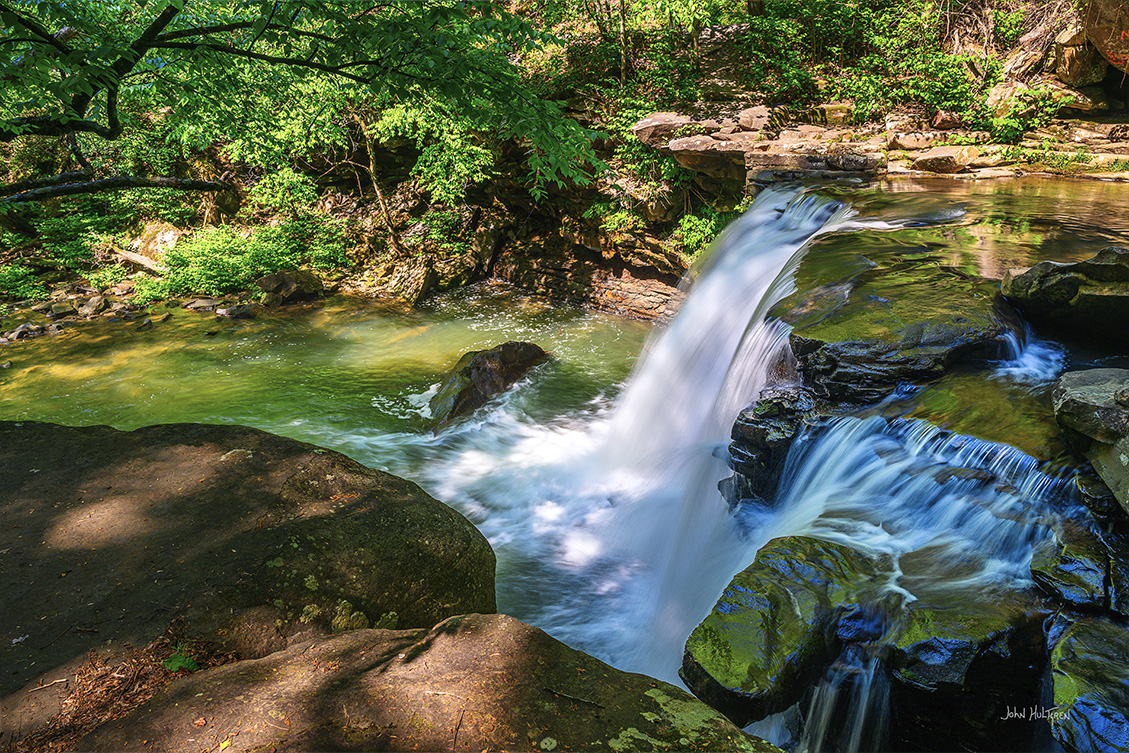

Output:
xmin=0 ymin=283 xmax=650 ymax=462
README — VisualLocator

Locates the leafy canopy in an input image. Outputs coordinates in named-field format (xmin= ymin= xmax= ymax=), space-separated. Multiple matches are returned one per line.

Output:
xmin=0 ymin=0 xmax=598 ymax=201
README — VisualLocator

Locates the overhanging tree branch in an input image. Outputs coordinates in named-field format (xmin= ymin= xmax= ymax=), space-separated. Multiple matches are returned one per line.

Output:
xmin=1 ymin=169 xmax=93 ymax=196
xmin=0 ymin=176 xmax=229 ymax=205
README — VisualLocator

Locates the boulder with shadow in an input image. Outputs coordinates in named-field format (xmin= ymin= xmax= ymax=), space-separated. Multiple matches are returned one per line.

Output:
xmin=0 ymin=421 xmax=494 ymax=742
xmin=429 ymin=341 xmax=548 ymax=428
xmin=78 ymin=613 xmax=782 ymax=752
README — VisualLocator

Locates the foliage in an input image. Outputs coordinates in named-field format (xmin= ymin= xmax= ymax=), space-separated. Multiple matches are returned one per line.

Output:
xmin=83 ymin=264 xmax=131 ymax=292
xmin=0 ymin=0 xmax=601 ymax=206
xmin=162 ymin=646 xmax=198 ymax=673
xmin=741 ymin=17 xmax=815 ymax=102
xmin=248 ymin=167 xmax=320 ymax=217
xmin=0 ymin=263 xmax=47 ymax=300
xmin=608 ymin=97 xmax=693 ymax=187
xmin=670 ymin=201 xmax=747 ymax=258
xmin=992 ymin=9 xmax=1025 ymax=49
xmin=156 ymin=217 xmax=349 ymax=298
xmin=415 ymin=208 xmax=472 ymax=256
xmin=987 ymin=85 xmax=1068 ymax=143
xmin=372 ymin=100 xmax=498 ymax=205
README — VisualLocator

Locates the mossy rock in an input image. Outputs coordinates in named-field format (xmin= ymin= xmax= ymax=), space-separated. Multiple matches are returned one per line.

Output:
xmin=680 ymin=536 xmax=889 ymax=726
xmin=429 ymin=341 xmax=548 ymax=427
xmin=773 ymin=254 xmax=1009 ymax=403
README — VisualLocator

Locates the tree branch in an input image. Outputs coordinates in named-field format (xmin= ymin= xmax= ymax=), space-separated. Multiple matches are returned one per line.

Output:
xmin=0 ymin=2 xmax=74 ymax=56
xmin=0 ymin=113 xmax=118 ymax=142
xmin=0 ymin=176 xmax=229 ymax=204
xmin=1 ymin=170 xmax=93 ymax=197
xmin=149 ymin=41 xmax=375 ymax=84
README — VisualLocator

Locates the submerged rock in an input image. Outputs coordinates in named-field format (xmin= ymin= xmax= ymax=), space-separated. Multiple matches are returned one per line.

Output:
xmin=681 ymin=536 xmax=889 ymax=726
xmin=1049 ymin=617 xmax=1129 ymax=753
xmin=1003 ymin=247 xmax=1129 ymax=341
xmin=80 ymin=613 xmax=780 ymax=752
xmin=774 ymin=257 xmax=1010 ymax=403
xmin=1053 ymin=368 xmax=1129 ymax=514
xmin=429 ymin=341 xmax=548 ymax=427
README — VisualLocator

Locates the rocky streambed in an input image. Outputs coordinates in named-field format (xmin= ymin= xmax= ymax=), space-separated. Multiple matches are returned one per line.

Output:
xmin=3 ymin=180 xmax=1129 ymax=752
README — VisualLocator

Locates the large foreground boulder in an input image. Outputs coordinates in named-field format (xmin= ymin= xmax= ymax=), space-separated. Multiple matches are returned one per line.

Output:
xmin=1002 ymin=246 xmax=1129 ymax=342
xmin=79 ymin=613 xmax=780 ymax=752
xmin=0 ymin=422 xmax=494 ymax=736
xmin=429 ymin=341 xmax=548 ymax=427
xmin=1053 ymin=368 xmax=1129 ymax=513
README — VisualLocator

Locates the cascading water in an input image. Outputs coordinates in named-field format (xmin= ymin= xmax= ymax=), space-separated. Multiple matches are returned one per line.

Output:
xmin=746 ymin=415 xmax=1079 ymax=751
xmin=412 ymin=185 xmax=857 ymax=683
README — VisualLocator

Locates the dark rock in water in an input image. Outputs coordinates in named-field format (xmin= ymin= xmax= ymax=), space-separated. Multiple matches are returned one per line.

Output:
xmin=0 ymin=360 xmax=10 ymax=368
xmin=727 ymin=385 xmax=816 ymax=503
xmin=0 ymin=421 xmax=495 ymax=713
xmin=886 ymin=593 xmax=1048 ymax=752
xmin=182 ymin=297 xmax=224 ymax=311
xmin=135 ymin=317 xmax=154 ymax=331
xmin=1075 ymin=471 xmax=1120 ymax=519
xmin=1049 ymin=616 xmax=1129 ymax=753
xmin=681 ymin=535 xmax=890 ymax=726
xmin=6 ymin=322 xmax=42 ymax=340
xmin=78 ymin=295 xmax=108 ymax=317
xmin=773 ymin=258 xmax=1011 ymax=404
xmin=78 ymin=613 xmax=780 ymax=753
xmin=216 ymin=304 xmax=258 ymax=319
xmin=1002 ymin=247 xmax=1129 ymax=342
xmin=1031 ymin=519 xmax=1110 ymax=609
xmin=158 ymin=312 xmax=173 ymax=323
xmin=429 ymin=341 xmax=548 ymax=427
xmin=255 ymin=269 xmax=323 ymax=304
xmin=1053 ymin=368 xmax=1129 ymax=514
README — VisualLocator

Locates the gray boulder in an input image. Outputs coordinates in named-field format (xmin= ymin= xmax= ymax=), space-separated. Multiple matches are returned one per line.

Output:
xmin=1053 ymin=368 xmax=1129 ymax=513
xmin=1002 ymin=247 xmax=1129 ymax=340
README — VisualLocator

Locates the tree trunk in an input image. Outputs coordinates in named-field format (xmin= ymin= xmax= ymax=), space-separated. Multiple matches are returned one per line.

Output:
xmin=353 ymin=113 xmax=406 ymax=258
xmin=618 ymin=0 xmax=628 ymax=84
xmin=746 ymin=0 xmax=766 ymax=15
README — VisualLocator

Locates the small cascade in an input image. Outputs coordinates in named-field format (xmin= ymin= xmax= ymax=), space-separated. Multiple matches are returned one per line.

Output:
xmin=994 ymin=317 xmax=1067 ymax=384
xmin=756 ymin=416 xmax=1080 ymax=750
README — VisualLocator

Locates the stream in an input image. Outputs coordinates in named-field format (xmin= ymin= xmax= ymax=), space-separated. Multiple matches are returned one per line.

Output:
xmin=3 ymin=177 xmax=1129 ymax=750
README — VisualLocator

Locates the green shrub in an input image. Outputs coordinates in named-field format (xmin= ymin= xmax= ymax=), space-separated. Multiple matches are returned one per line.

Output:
xmin=131 ymin=274 xmax=171 ymax=305
xmin=83 ymin=264 xmax=131 ymax=292
xmin=155 ymin=217 xmax=350 ymax=298
xmin=0 ymin=264 xmax=47 ymax=300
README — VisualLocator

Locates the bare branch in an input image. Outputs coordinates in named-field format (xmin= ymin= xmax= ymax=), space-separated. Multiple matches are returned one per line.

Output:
xmin=1 ymin=169 xmax=93 ymax=196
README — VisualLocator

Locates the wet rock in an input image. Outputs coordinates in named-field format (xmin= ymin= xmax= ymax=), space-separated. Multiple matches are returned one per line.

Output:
xmin=6 ymin=322 xmax=43 ymax=340
xmin=429 ymin=341 xmax=548 ymax=427
xmin=911 ymin=145 xmax=979 ymax=173
xmin=1049 ymin=617 xmax=1129 ymax=753
xmin=182 ymin=297 xmax=225 ymax=311
xmin=1003 ymin=247 xmax=1129 ymax=340
xmin=1076 ymin=470 xmax=1121 ymax=519
xmin=215 ymin=304 xmax=259 ymax=319
xmin=0 ymin=422 xmax=495 ymax=704
xmin=775 ymin=260 xmax=1009 ymax=404
xmin=681 ymin=536 xmax=889 ymax=726
xmin=135 ymin=317 xmax=154 ymax=331
xmin=1053 ymin=368 xmax=1129 ymax=514
xmin=30 ymin=300 xmax=53 ymax=314
xmin=1031 ymin=519 xmax=1110 ymax=609
xmin=727 ymin=386 xmax=817 ymax=503
xmin=254 ymin=269 xmax=324 ymax=304
xmin=80 ymin=613 xmax=780 ymax=753
xmin=887 ymin=594 xmax=1048 ymax=752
